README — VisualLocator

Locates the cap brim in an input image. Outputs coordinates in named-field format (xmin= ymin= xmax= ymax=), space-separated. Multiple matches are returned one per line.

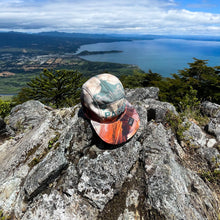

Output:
xmin=91 ymin=101 xmax=140 ymax=145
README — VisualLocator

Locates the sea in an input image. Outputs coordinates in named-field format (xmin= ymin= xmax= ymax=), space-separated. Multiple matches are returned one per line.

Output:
xmin=75 ymin=38 xmax=220 ymax=77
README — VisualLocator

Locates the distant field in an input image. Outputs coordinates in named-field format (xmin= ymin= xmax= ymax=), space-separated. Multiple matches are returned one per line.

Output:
xmin=0 ymin=73 xmax=38 ymax=94
xmin=0 ymin=57 xmax=142 ymax=94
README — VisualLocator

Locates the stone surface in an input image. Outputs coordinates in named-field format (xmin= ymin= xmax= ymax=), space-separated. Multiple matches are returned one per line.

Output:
xmin=23 ymin=148 xmax=68 ymax=200
xmin=182 ymin=121 xmax=208 ymax=148
xmin=125 ymin=87 xmax=159 ymax=103
xmin=0 ymin=91 xmax=219 ymax=220
xmin=201 ymin=101 xmax=220 ymax=141
xmin=207 ymin=118 xmax=220 ymax=141
xmin=77 ymin=140 xmax=141 ymax=210
xmin=143 ymin=98 xmax=178 ymax=122
xmin=201 ymin=101 xmax=220 ymax=118
xmin=6 ymin=100 xmax=50 ymax=132
xmin=197 ymin=147 xmax=220 ymax=169
xmin=142 ymin=122 xmax=219 ymax=220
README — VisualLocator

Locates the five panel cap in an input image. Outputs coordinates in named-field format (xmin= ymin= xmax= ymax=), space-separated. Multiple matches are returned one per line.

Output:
xmin=81 ymin=73 xmax=140 ymax=145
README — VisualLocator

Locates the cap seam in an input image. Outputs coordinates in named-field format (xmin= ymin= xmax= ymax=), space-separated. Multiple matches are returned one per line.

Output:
xmin=82 ymin=86 xmax=102 ymax=118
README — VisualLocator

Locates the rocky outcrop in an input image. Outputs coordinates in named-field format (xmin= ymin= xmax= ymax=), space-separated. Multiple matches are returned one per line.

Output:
xmin=0 ymin=87 xmax=219 ymax=220
xmin=201 ymin=101 xmax=220 ymax=141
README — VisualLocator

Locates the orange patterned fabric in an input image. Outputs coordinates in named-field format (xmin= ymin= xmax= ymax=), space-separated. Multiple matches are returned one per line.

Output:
xmin=91 ymin=102 xmax=140 ymax=145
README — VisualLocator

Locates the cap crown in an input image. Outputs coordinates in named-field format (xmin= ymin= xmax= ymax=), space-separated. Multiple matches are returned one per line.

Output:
xmin=81 ymin=73 xmax=126 ymax=122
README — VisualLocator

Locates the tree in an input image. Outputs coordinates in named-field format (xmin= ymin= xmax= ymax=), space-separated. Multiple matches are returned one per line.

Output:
xmin=178 ymin=58 xmax=220 ymax=103
xmin=120 ymin=69 xmax=162 ymax=88
xmin=13 ymin=69 xmax=85 ymax=108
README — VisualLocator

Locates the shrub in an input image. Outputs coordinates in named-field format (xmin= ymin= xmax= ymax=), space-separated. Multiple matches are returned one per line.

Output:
xmin=0 ymin=99 xmax=12 ymax=118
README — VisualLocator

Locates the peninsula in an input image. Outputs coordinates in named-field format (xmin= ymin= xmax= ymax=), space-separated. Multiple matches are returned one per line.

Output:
xmin=77 ymin=50 xmax=123 ymax=56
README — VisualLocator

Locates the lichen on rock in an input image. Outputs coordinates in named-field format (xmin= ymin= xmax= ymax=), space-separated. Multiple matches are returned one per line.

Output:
xmin=0 ymin=87 xmax=219 ymax=220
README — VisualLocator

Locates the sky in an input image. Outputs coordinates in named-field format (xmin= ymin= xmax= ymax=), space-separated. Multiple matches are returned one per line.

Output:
xmin=0 ymin=0 xmax=220 ymax=35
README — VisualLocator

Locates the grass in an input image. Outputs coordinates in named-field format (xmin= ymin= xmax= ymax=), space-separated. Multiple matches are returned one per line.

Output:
xmin=0 ymin=95 xmax=13 ymax=101
xmin=0 ymin=73 xmax=38 ymax=94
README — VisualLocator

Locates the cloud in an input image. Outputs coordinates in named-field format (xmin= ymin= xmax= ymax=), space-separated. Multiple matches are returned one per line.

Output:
xmin=0 ymin=0 xmax=220 ymax=35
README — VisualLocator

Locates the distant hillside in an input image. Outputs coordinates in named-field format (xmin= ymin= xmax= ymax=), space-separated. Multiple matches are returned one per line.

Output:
xmin=0 ymin=32 xmax=154 ymax=55
xmin=0 ymin=32 xmax=128 ymax=55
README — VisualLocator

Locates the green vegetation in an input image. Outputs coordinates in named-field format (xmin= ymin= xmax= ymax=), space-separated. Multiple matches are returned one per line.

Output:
xmin=0 ymin=55 xmax=140 ymax=95
xmin=120 ymin=69 xmax=162 ymax=89
xmin=48 ymin=132 xmax=61 ymax=149
xmin=165 ymin=110 xmax=191 ymax=142
xmin=0 ymin=210 xmax=10 ymax=220
xmin=200 ymin=169 xmax=220 ymax=183
xmin=0 ymin=73 xmax=37 ymax=94
xmin=0 ymin=99 xmax=12 ymax=118
xmin=121 ymin=58 xmax=220 ymax=108
xmin=0 ymin=32 xmax=132 ymax=55
xmin=28 ymin=132 xmax=60 ymax=168
xmin=6 ymin=57 xmax=220 ymax=115
xmin=199 ymin=156 xmax=220 ymax=184
xmin=13 ymin=69 xmax=85 ymax=108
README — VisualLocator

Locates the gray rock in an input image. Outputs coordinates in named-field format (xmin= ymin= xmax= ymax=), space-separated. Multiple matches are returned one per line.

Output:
xmin=201 ymin=101 xmax=220 ymax=118
xmin=125 ymin=87 xmax=159 ymax=103
xmin=7 ymin=100 xmax=50 ymax=132
xmin=143 ymin=98 xmax=178 ymax=122
xmin=77 ymin=139 xmax=142 ymax=210
xmin=197 ymin=147 xmax=220 ymax=169
xmin=22 ymin=189 xmax=99 ymax=220
xmin=200 ymin=101 xmax=220 ymax=141
xmin=0 ymin=88 xmax=220 ymax=220
xmin=207 ymin=118 xmax=220 ymax=141
xmin=142 ymin=122 xmax=219 ymax=220
xmin=182 ymin=121 xmax=207 ymax=148
xmin=23 ymin=148 xmax=68 ymax=200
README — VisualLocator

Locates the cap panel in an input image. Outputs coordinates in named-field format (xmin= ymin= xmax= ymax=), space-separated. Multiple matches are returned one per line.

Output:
xmin=94 ymin=74 xmax=125 ymax=105
xmin=81 ymin=73 xmax=125 ymax=121
xmin=81 ymin=87 xmax=101 ymax=119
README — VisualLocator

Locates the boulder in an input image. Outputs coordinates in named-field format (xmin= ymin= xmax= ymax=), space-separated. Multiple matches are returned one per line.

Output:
xmin=201 ymin=101 xmax=220 ymax=118
xmin=142 ymin=122 xmax=219 ymax=220
xmin=182 ymin=121 xmax=207 ymax=148
xmin=125 ymin=87 xmax=159 ymax=103
xmin=143 ymin=99 xmax=178 ymax=122
xmin=6 ymin=100 xmax=50 ymax=132
xmin=0 ymin=90 xmax=219 ymax=220
xmin=207 ymin=118 xmax=220 ymax=141
xmin=200 ymin=101 xmax=220 ymax=141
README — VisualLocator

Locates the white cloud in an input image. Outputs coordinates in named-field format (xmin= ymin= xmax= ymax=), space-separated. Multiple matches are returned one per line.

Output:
xmin=0 ymin=0 xmax=219 ymax=35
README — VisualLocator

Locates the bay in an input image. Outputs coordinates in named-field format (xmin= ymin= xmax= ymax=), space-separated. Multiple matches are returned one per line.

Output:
xmin=76 ymin=38 xmax=220 ymax=77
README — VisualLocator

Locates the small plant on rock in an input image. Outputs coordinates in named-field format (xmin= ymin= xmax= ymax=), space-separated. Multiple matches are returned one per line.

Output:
xmin=0 ymin=210 xmax=11 ymax=220
xmin=165 ymin=110 xmax=190 ymax=142
xmin=179 ymin=86 xmax=209 ymax=126
xmin=0 ymin=99 xmax=12 ymax=118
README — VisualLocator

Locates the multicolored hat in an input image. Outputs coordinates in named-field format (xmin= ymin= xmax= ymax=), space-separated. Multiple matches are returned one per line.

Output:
xmin=81 ymin=73 xmax=140 ymax=145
